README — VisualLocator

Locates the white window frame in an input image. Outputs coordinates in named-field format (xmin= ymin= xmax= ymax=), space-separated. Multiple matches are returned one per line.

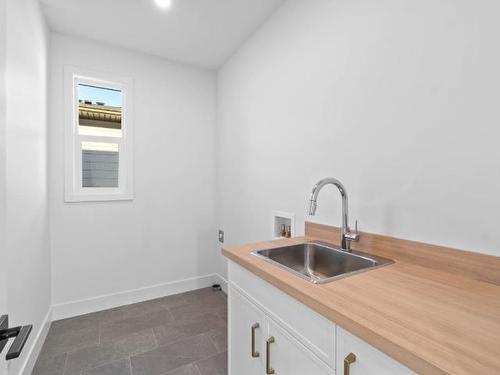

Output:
xmin=64 ymin=66 xmax=134 ymax=202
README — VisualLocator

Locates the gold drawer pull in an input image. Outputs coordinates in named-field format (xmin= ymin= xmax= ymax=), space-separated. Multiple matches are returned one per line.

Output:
xmin=344 ymin=352 xmax=356 ymax=375
xmin=266 ymin=336 xmax=275 ymax=374
xmin=251 ymin=323 xmax=260 ymax=358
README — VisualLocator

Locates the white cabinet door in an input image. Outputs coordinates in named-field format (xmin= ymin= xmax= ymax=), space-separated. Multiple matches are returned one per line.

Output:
xmin=266 ymin=320 xmax=333 ymax=375
xmin=336 ymin=327 xmax=416 ymax=375
xmin=229 ymin=286 xmax=266 ymax=375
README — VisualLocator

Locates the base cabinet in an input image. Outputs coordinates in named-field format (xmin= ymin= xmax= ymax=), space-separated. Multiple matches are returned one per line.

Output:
xmin=228 ymin=261 xmax=415 ymax=375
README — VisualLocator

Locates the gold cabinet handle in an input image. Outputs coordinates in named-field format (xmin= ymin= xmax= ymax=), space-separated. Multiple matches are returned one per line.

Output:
xmin=251 ymin=323 xmax=260 ymax=358
xmin=344 ymin=352 xmax=356 ymax=375
xmin=266 ymin=336 xmax=275 ymax=374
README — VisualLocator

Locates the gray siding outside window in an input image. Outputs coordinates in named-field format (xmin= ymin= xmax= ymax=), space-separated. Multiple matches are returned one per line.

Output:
xmin=82 ymin=150 xmax=119 ymax=187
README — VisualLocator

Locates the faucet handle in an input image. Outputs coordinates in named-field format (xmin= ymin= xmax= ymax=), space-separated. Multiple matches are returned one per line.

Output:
xmin=345 ymin=220 xmax=359 ymax=242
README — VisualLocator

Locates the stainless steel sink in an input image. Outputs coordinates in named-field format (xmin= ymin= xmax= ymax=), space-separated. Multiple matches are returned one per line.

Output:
xmin=251 ymin=242 xmax=393 ymax=284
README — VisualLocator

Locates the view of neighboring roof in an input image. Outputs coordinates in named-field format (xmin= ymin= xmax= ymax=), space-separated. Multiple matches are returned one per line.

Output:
xmin=79 ymin=102 xmax=122 ymax=129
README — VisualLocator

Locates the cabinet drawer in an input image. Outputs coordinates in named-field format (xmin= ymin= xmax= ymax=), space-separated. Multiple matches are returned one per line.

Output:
xmin=229 ymin=260 xmax=335 ymax=367
xmin=336 ymin=327 xmax=416 ymax=375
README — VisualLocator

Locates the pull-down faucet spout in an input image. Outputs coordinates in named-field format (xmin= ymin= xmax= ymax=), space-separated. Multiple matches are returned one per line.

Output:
xmin=308 ymin=177 xmax=359 ymax=251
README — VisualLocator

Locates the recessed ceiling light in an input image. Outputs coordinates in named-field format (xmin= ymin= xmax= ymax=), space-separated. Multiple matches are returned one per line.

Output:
xmin=155 ymin=0 xmax=172 ymax=9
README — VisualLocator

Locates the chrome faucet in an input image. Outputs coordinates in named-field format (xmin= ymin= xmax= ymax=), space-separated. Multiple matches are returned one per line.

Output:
xmin=308 ymin=177 xmax=359 ymax=251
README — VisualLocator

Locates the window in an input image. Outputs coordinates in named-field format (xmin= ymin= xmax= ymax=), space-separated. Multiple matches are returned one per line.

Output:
xmin=65 ymin=67 xmax=133 ymax=201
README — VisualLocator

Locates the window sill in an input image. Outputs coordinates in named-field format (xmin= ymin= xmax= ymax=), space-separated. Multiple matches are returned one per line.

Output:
xmin=64 ymin=193 xmax=134 ymax=203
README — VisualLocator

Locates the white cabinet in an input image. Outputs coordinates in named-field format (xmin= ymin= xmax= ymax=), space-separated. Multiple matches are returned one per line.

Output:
xmin=228 ymin=260 xmax=415 ymax=375
xmin=336 ymin=327 xmax=416 ymax=375
xmin=229 ymin=286 xmax=265 ymax=375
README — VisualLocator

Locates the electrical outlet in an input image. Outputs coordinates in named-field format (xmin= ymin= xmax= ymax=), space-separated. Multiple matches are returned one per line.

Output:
xmin=218 ymin=230 xmax=224 ymax=243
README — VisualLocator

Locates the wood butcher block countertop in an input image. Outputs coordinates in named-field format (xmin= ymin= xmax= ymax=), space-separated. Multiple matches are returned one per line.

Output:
xmin=221 ymin=222 xmax=500 ymax=375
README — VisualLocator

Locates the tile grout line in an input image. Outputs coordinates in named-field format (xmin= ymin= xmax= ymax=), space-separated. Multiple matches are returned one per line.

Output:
xmin=127 ymin=357 xmax=133 ymax=375
xmin=62 ymin=352 xmax=69 ymax=375
xmin=193 ymin=363 xmax=203 ymax=375
xmin=150 ymin=327 xmax=159 ymax=350
xmin=206 ymin=329 xmax=223 ymax=354
xmin=76 ymin=358 xmax=130 ymax=375
xmin=165 ymin=306 xmax=175 ymax=321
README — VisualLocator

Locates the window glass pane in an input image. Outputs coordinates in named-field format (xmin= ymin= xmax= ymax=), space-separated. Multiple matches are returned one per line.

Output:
xmin=82 ymin=141 xmax=119 ymax=188
xmin=78 ymin=84 xmax=122 ymax=137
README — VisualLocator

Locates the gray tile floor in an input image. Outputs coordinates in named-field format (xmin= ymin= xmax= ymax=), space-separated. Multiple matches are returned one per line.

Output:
xmin=32 ymin=288 xmax=227 ymax=375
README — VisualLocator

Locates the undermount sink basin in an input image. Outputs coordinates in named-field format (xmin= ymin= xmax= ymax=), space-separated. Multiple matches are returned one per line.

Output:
xmin=251 ymin=242 xmax=393 ymax=284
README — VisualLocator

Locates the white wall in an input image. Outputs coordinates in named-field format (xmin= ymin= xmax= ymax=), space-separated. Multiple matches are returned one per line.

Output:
xmin=0 ymin=0 xmax=7 ymax=369
xmin=217 ymin=0 xmax=500 ymax=261
xmin=49 ymin=34 xmax=219 ymax=310
xmin=5 ymin=0 xmax=51 ymax=373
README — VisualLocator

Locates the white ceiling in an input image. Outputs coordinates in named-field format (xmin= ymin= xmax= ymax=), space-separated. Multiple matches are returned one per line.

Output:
xmin=39 ymin=0 xmax=285 ymax=69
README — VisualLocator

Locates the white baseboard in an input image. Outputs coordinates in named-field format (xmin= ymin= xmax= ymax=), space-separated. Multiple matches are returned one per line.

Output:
xmin=217 ymin=273 xmax=228 ymax=294
xmin=52 ymin=273 xmax=228 ymax=320
xmin=19 ymin=307 xmax=52 ymax=375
